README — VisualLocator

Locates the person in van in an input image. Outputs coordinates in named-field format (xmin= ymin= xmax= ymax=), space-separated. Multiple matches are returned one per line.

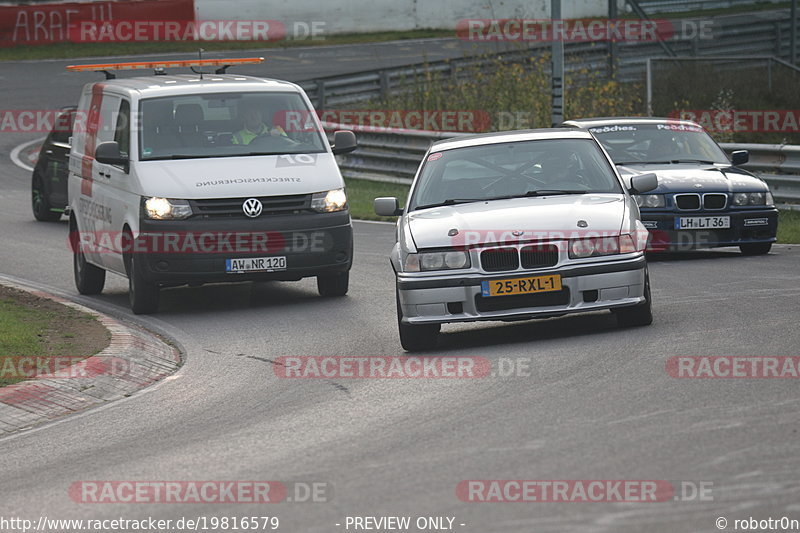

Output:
xmin=232 ymin=103 xmax=287 ymax=145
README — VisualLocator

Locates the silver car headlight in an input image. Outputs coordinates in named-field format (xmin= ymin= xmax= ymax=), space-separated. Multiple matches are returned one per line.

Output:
xmin=633 ymin=194 xmax=665 ymax=208
xmin=403 ymin=251 xmax=470 ymax=272
xmin=569 ymin=234 xmax=643 ymax=259
xmin=143 ymin=197 xmax=193 ymax=220
xmin=733 ymin=191 xmax=771 ymax=206
xmin=311 ymin=188 xmax=348 ymax=213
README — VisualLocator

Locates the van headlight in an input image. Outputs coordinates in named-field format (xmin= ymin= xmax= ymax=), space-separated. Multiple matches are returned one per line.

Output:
xmin=311 ymin=188 xmax=348 ymax=213
xmin=143 ymin=197 xmax=193 ymax=220
xmin=403 ymin=251 xmax=470 ymax=272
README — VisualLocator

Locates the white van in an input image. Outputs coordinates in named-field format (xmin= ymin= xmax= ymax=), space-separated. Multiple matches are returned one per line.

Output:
xmin=67 ymin=59 xmax=357 ymax=314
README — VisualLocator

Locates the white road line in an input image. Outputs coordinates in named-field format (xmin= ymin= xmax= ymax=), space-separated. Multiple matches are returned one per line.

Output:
xmin=10 ymin=136 xmax=45 ymax=172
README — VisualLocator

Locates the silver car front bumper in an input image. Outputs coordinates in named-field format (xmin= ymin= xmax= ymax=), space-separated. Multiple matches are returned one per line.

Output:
xmin=397 ymin=254 xmax=647 ymax=325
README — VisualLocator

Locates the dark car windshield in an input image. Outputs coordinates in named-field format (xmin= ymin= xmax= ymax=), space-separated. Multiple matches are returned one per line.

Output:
xmin=587 ymin=123 xmax=730 ymax=165
xmin=138 ymin=92 xmax=326 ymax=161
xmin=409 ymin=138 xmax=622 ymax=211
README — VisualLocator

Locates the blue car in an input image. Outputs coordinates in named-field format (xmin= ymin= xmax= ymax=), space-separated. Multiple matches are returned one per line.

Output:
xmin=562 ymin=117 xmax=778 ymax=255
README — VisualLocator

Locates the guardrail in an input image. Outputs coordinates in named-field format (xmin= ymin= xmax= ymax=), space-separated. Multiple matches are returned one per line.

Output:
xmin=301 ymin=8 xmax=798 ymax=107
xmin=324 ymin=123 xmax=800 ymax=203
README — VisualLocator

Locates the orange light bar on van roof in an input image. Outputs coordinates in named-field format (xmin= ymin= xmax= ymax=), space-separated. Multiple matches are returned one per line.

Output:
xmin=66 ymin=57 xmax=264 ymax=72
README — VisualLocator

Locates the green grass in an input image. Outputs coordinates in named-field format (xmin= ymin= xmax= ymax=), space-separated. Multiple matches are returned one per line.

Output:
xmin=0 ymin=288 xmax=109 ymax=387
xmin=0 ymin=299 xmax=46 ymax=361
xmin=345 ymin=177 xmax=410 ymax=222
xmin=778 ymin=209 xmax=800 ymax=244
xmin=0 ymin=29 xmax=451 ymax=61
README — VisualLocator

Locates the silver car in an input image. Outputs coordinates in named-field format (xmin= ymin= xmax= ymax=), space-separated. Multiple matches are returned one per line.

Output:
xmin=375 ymin=129 xmax=659 ymax=351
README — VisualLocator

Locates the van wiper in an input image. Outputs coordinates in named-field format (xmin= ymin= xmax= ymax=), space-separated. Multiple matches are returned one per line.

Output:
xmin=414 ymin=198 xmax=483 ymax=210
xmin=167 ymin=154 xmax=216 ymax=160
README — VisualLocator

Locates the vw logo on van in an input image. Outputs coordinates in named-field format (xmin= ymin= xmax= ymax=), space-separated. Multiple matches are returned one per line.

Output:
xmin=242 ymin=198 xmax=263 ymax=218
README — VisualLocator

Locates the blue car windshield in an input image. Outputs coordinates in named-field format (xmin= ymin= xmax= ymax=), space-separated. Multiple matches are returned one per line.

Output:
xmin=588 ymin=123 xmax=729 ymax=165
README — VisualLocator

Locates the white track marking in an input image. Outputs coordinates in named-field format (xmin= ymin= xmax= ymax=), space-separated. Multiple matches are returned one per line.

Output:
xmin=10 ymin=136 xmax=45 ymax=172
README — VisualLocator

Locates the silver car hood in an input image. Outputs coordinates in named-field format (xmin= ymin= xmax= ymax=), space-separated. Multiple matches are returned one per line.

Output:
xmin=406 ymin=194 xmax=626 ymax=249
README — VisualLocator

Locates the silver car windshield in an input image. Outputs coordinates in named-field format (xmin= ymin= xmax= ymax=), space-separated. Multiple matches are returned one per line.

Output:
xmin=588 ymin=123 xmax=729 ymax=165
xmin=410 ymin=138 xmax=623 ymax=211
xmin=138 ymin=92 xmax=326 ymax=161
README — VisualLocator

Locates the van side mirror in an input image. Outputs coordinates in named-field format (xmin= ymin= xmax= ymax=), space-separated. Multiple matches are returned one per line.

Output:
xmin=374 ymin=197 xmax=402 ymax=217
xmin=629 ymin=173 xmax=658 ymax=194
xmin=332 ymin=130 xmax=357 ymax=155
xmin=731 ymin=150 xmax=749 ymax=166
xmin=95 ymin=141 xmax=128 ymax=166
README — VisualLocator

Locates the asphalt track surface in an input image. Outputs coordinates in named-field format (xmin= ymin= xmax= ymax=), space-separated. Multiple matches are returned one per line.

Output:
xmin=1 ymin=40 xmax=800 ymax=533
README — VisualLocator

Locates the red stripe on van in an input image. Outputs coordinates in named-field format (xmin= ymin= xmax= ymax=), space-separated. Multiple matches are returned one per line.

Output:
xmin=81 ymin=84 xmax=105 ymax=197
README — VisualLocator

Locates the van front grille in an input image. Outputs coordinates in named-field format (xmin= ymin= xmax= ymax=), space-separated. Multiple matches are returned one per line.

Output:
xmin=190 ymin=194 xmax=311 ymax=218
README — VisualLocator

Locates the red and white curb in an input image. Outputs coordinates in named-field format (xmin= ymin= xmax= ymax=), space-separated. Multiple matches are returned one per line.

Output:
xmin=0 ymin=278 xmax=181 ymax=434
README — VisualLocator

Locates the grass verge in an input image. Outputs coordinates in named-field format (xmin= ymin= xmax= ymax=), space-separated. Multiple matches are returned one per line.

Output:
xmin=0 ymin=286 xmax=110 ymax=387
xmin=345 ymin=177 xmax=409 ymax=222
xmin=778 ymin=209 xmax=800 ymax=244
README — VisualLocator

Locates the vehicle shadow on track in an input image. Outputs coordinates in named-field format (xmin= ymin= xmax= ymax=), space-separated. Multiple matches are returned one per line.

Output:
xmin=154 ymin=280 xmax=342 ymax=316
xmin=433 ymin=311 xmax=625 ymax=353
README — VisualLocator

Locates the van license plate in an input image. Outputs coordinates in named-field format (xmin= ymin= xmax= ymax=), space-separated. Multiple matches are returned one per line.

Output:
xmin=226 ymin=256 xmax=286 ymax=273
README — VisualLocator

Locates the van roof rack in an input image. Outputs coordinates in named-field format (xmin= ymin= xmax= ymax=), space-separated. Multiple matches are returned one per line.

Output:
xmin=66 ymin=57 xmax=265 ymax=80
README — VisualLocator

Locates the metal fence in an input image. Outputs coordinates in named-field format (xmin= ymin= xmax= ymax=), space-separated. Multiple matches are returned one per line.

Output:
xmin=324 ymin=122 xmax=800 ymax=203
xmin=300 ymin=8 xmax=798 ymax=107
xmin=636 ymin=0 xmax=786 ymax=14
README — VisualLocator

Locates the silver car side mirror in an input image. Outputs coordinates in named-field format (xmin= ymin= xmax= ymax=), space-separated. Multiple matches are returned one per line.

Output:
xmin=629 ymin=173 xmax=658 ymax=194
xmin=374 ymin=197 xmax=402 ymax=216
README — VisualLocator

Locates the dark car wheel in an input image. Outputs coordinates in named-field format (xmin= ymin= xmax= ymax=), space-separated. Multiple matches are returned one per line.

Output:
xmin=317 ymin=271 xmax=349 ymax=297
xmin=126 ymin=253 xmax=160 ymax=315
xmin=739 ymin=242 xmax=772 ymax=255
xmin=72 ymin=219 xmax=106 ymax=295
xmin=614 ymin=269 xmax=653 ymax=328
xmin=396 ymin=287 xmax=439 ymax=351
xmin=32 ymin=173 xmax=61 ymax=222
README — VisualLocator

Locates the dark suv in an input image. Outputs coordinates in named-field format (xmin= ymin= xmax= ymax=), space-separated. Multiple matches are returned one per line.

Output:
xmin=31 ymin=106 xmax=75 ymax=221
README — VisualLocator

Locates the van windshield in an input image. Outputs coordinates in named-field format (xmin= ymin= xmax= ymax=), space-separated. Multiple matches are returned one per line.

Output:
xmin=138 ymin=92 xmax=327 ymax=160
